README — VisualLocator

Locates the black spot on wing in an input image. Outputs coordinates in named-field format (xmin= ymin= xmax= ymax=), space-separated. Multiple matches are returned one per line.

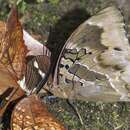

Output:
xmin=114 ymin=47 xmax=122 ymax=51
xmin=65 ymin=64 xmax=69 ymax=70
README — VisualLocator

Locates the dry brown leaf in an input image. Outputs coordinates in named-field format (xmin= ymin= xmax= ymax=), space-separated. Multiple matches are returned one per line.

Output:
xmin=0 ymin=56 xmax=25 ymax=118
xmin=0 ymin=7 xmax=26 ymax=118
xmin=0 ymin=7 xmax=28 ymax=80
xmin=11 ymin=94 xmax=66 ymax=130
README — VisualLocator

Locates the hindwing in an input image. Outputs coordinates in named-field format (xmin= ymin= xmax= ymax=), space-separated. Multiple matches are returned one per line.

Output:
xmin=53 ymin=6 xmax=130 ymax=101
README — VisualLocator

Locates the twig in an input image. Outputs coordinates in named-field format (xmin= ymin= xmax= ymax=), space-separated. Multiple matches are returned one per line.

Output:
xmin=67 ymin=99 xmax=84 ymax=125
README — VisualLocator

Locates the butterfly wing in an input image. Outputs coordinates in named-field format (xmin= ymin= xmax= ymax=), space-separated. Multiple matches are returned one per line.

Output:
xmin=18 ymin=54 xmax=52 ymax=93
xmin=19 ymin=31 xmax=52 ymax=93
xmin=20 ymin=24 xmax=52 ymax=94
xmin=52 ymin=6 xmax=130 ymax=102
xmin=23 ymin=30 xmax=51 ymax=57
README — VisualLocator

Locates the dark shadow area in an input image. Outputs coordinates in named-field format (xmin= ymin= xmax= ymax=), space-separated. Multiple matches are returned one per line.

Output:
xmin=47 ymin=8 xmax=90 ymax=74
xmin=0 ymin=88 xmax=14 ymax=107
xmin=1 ymin=96 xmax=25 ymax=130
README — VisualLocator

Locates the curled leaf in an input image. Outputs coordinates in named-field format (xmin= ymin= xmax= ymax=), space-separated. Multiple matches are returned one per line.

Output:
xmin=0 ymin=7 xmax=27 ymax=118
xmin=0 ymin=7 xmax=27 ymax=80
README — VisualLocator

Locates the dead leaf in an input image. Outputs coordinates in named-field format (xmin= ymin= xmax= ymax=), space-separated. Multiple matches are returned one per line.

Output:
xmin=0 ymin=7 xmax=26 ymax=118
xmin=0 ymin=7 xmax=28 ymax=80
xmin=11 ymin=95 xmax=66 ymax=130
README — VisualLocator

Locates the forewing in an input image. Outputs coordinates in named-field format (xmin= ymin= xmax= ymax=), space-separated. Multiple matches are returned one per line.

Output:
xmin=53 ymin=6 xmax=130 ymax=102
xmin=21 ymin=30 xmax=52 ymax=93
xmin=19 ymin=54 xmax=52 ymax=93
xmin=23 ymin=30 xmax=51 ymax=57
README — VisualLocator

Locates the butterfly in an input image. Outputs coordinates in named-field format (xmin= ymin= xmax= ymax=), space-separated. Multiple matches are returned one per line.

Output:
xmin=49 ymin=6 xmax=130 ymax=102
xmin=0 ymin=5 xmax=130 ymax=130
